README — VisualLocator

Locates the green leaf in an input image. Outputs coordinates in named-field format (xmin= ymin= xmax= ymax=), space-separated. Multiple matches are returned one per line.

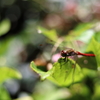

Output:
xmin=64 ymin=23 xmax=94 ymax=43
xmin=77 ymin=56 xmax=97 ymax=70
xmin=73 ymin=23 xmax=94 ymax=35
xmin=94 ymin=32 xmax=100 ymax=43
xmin=93 ymin=84 xmax=100 ymax=100
xmin=0 ymin=84 xmax=11 ymax=100
xmin=48 ymin=58 xmax=83 ymax=86
xmin=32 ymin=80 xmax=69 ymax=100
xmin=0 ymin=19 xmax=11 ymax=36
xmin=0 ymin=37 xmax=12 ymax=55
xmin=87 ymin=38 xmax=100 ymax=67
xmin=66 ymin=83 xmax=91 ymax=100
xmin=76 ymin=29 xmax=94 ymax=43
xmin=0 ymin=67 xmax=22 ymax=83
xmin=30 ymin=58 xmax=83 ymax=86
xmin=30 ymin=61 xmax=52 ymax=80
xmin=65 ymin=23 xmax=94 ymax=42
xmin=37 ymin=26 xmax=58 ymax=41
xmin=82 ymin=68 xmax=97 ymax=78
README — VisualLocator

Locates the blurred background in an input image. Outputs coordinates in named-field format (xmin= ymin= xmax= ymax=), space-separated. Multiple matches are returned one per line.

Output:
xmin=0 ymin=0 xmax=100 ymax=100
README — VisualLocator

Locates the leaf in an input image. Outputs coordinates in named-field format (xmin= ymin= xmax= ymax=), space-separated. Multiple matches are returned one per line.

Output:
xmin=64 ymin=23 xmax=94 ymax=43
xmin=0 ymin=19 xmax=11 ymax=36
xmin=30 ymin=58 xmax=83 ymax=86
xmin=86 ymin=38 xmax=100 ymax=67
xmin=30 ymin=61 xmax=52 ymax=80
xmin=66 ymin=83 xmax=91 ymax=100
xmin=93 ymin=84 xmax=100 ymax=100
xmin=48 ymin=58 xmax=83 ymax=86
xmin=37 ymin=26 xmax=58 ymax=41
xmin=0 ymin=67 xmax=22 ymax=83
xmin=32 ymin=80 xmax=70 ymax=100
xmin=0 ymin=84 xmax=11 ymax=100
xmin=82 ymin=68 xmax=97 ymax=78
xmin=76 ymin=29 xmax=95 ymax=43
xmin=94 ymin=32 xmax=100 ymax=43
xmin=77 ymin=56 xmax=97 ymax=70
xmin=73 ymin=23 xmax=94 ymax=35
xmin=0 ymin=37 xmax=12 ymax=55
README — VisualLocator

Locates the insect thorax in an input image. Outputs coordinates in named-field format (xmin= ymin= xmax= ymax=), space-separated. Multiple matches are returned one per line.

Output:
xmin=66 ymin=50 xmax=77 ymax=56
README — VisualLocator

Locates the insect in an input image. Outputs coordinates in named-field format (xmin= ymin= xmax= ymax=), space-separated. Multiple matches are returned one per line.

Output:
xmin=61 ymin=48 xmax=95 ymax=60
xmin=60 ymin=48 xmax=95 ymax=85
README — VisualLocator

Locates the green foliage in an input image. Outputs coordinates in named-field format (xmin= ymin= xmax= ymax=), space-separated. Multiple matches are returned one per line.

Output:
xmin=38 ymin=26 xmax=58 ymax=41
xmin=77 ymin=56 xmax=97 ymax=70
xmin=73 ymin=23 xmax=94 ymax=35
xmin=0 ymin=84 xmax=11 ymax=100
xmin=0 ymin=67 xmax=22 ymax=83
xmin=0 ymin=37 xmax=12 ymax=55
xmin=0 ymin=19 xmax=11 ymax=36
xmin=37 ymin=23 xmax=95 ymax=51
xmin=64 ymin=23 xmax=94 ymax=42
xmin=30 ymin=58 xmax=83 ymax=86
xmin=30 ymin=22 xmax=100 ymax=100
xmin=32 ymin=80 xmax=70 ymax=100
xmin=48 ymin=58 xmax=83 ymax=86
xmin=0 ymin=67 xmax=22 ymax=100
xmin=87 ymin=38 xmax=100 ymax=67
xmin=30 ymin=61 xmax=52 ymax=80
xmin=94 ymin=32 xmax=100 ymax=43
xmin=30 ymin=32 xmax=100 ymax=87
xmin=66 ymin=83 xmax=92 ymax=100
xmin=93 ymin=83 xmax=100 ymax=100
xmin=76 ymin=30 xmax=94 ymax=43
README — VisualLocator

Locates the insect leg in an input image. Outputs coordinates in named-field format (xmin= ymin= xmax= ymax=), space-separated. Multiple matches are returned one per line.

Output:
xmin=64 ymin=56 xmax=68 ymax=62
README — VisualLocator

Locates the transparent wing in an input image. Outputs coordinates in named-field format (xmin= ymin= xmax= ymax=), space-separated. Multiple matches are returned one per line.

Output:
xmin=71 ymin=54 xmax=78 ymax=85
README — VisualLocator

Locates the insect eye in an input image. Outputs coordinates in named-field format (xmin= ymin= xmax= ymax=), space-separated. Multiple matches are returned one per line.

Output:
xmin=61 ymin=50 xmax=65 ymax=54
xmin=61 ymin=50 xmax=66 ymax=57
